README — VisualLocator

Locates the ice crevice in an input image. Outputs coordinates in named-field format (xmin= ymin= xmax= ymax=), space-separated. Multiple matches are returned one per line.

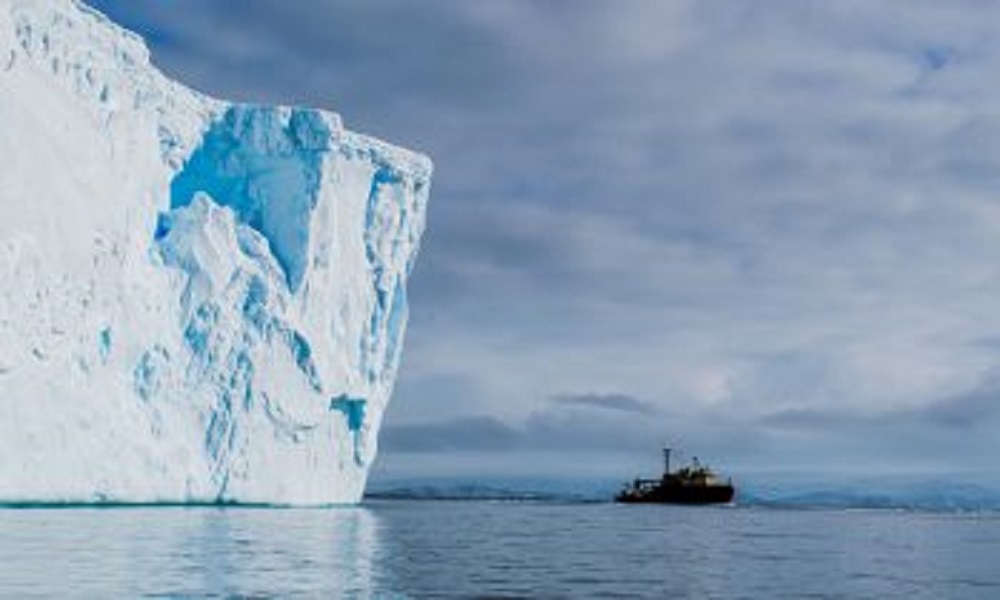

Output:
xmin=169 ymin=106 xmax=333 ymax=293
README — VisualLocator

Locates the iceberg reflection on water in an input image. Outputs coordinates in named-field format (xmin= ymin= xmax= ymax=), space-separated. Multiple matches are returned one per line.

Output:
xmin=2 ymin=502 xmax=1000 ymax=598
xmin=0 ymin=507 xmax=388 ymax=598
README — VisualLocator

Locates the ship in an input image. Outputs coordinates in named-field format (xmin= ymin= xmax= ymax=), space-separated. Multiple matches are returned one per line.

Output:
xmin=615 ymin=448 xmax=735 ymax=505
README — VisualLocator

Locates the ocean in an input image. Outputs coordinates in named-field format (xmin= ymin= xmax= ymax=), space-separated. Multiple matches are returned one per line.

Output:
xmin=1 ymin=501 xmax=998 ymax=599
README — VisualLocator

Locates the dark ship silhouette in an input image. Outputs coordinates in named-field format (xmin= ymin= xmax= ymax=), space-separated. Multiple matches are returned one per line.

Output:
xmin=616 ymin=448 xmax=735 ymax=505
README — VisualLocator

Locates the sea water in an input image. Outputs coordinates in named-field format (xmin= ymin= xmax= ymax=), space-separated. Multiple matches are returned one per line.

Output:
xmin=1 ymin=501 xmax=998 ymax=598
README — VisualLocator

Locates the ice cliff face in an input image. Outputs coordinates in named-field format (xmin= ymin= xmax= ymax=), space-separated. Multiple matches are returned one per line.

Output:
xmin=0 ymin=0 xmax=431 ymax=504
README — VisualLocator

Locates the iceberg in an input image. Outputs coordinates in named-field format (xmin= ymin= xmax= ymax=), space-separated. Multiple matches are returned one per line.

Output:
xmin=0 ymin=0 xmax=431 ymax=504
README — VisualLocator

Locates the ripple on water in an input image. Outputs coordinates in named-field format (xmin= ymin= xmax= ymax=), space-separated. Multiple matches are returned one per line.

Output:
xmin=0 ymin=503 xmax=998 ymax=598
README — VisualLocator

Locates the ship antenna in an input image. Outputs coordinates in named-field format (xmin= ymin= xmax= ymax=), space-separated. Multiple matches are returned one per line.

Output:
xmin=663 ymin=447 xmax=672 ymax=475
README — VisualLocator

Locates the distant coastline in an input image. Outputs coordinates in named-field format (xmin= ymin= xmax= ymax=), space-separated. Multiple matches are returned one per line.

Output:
xmin=365 ymin=476 xmax=1000 ymax=512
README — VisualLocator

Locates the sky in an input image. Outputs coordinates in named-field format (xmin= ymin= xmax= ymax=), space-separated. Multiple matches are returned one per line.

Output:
xmin=85 ymin=0 xmax=1000 ymax=484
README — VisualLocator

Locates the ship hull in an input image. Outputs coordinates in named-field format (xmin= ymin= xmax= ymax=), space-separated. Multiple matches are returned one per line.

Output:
xmin=615 ymin=483 xmax=735 ymax=505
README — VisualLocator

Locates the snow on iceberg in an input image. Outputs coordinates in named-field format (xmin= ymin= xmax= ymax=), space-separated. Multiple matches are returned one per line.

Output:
xmin=0 ymin=0 xmax=431 ymax=504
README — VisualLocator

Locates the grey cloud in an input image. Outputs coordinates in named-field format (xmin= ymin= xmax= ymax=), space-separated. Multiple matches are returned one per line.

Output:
xmin=760 ymin=376 xmax=1000 ymax=433
xmin=86 ymin=0 xmax=1000 ymax=477
xmin=383 ymin=370 xmax=486 ymax=424
xmin=380 ymin=416 xmax=519 ymax=453
xmin=380 ymin=410 xmax=661 ymax=455
xmin=919 ymin=382 xmax=1000 ymax=430
xmin=550 ymin=393 xmax=657 ymax=415
xmin=759 ymin=408 xmax=858 ymax=431
xmin=521 ymin=409 xmax=663 ymax=453
xmin=88 ymin=0 xmax=521 ymax=144
xmin=383 ymin=392 xmax=684 ymax=456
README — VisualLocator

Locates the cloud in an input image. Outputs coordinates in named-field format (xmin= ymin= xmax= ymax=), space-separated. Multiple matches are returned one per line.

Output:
xmin=380 ymin=374 xmax=1000 ymax=477
xmin=380 ymin=416 xmax=519 ymax=453
xmin=382 ymin=389 xmax=691 ymax=459
xmin=86 ymin=0 xmax=1000 ymax=476
xmin=912 ymin=379 xmax=1000 ymax=430
xmin=760 ymin=375 xmax=1000 ymax=434
xmin=549 ymin=393 xmax=657 ymax=415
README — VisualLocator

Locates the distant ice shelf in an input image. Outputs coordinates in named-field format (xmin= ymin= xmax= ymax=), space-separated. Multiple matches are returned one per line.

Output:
xmin=0 ymin=0 xmax=431 ymax=504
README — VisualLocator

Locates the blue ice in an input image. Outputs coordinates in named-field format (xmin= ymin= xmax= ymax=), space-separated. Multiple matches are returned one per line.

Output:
xmin=170 ymin=106 xmax=332 ymax=292
xmin=330 ymin=395 xmax=366 ymax=466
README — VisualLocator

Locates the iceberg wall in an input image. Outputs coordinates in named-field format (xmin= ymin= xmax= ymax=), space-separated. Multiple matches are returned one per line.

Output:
xmin=0 ymin=0 xmax=431 ymax=504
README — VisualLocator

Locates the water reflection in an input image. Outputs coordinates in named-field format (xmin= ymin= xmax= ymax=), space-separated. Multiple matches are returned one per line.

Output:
xmin=0 ymin=506 xmax=392 ymax=598
xmin=2 ymin=503 xmax=999 ymax=598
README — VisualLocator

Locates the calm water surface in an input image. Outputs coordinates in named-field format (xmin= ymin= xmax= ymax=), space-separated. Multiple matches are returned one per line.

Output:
xmin=1 ymin=501 xmax=998 ymax=598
